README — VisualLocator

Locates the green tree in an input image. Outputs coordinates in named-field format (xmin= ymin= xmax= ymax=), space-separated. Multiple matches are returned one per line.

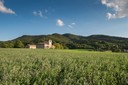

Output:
xmin=1 ymin=43 xmax=8 ymax=48
xmin=54 ymin=43 xmax=64 ymax=49
xmin=14 ymin=40 xmax=24 ymax=48
xmin=111 ymin=45 xmax=121 ymax=52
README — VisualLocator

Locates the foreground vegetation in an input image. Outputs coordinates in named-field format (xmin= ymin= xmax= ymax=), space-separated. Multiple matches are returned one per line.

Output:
xmin=0 ymin=49 xmax=128 ymax=85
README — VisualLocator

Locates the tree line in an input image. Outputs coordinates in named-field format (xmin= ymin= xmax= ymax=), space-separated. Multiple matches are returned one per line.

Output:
xmin=0 ymin=33 xmax=128 ymax=52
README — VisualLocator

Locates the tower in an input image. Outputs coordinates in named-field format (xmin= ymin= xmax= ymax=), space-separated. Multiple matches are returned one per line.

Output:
xmin=48 ymin=40 xmax=52 ymax=47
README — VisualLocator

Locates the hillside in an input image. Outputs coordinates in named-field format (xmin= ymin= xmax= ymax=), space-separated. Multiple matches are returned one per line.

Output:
xmin=15 ymin=33 xmax=128 ymax=43
xmin=1 ymin=33 xmax=128 ymax=52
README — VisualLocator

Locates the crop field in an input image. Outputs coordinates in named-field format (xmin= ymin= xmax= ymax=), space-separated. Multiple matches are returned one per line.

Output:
xmin=0 ymin=49 xmax=128 ymax=85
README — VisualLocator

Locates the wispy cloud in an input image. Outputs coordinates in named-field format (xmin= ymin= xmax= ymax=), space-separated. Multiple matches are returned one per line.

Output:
xmin=68 ymin=23 xmax=76 ymax=28
xmin=71 ymin=23 xmax=76 ymax=25
xmin=68 ymin=25 xmax=73 ymax=28
xmin=101 ymin=0 xmax=128 ymax=19
xmin=0 ymin=0 xmax=15 ymax=14
xmin=33 ymin=9 xmax=48 ymax=18
xmin=56 ymin=19 xmax=75 ymax=28
xmin=56 ymin=19 xmax=64 ymax=27
xmin=33 ymin=11 xmax=43 ymax=18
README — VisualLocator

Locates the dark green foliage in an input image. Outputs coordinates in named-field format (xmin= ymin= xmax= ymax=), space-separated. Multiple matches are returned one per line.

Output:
xmin=111 ymin=45 xmax=121 ymax=52
xmin=14 ymin=40 xmax=24 ymax=48
xmin=54 ymin=43 xmax=64 ymax=49
xmin=0 ymin=41 xmax=14 ymax=48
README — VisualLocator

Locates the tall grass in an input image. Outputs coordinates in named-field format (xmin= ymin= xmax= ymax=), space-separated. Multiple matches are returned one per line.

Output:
xmin=0 ymin=48 xmax=128 ymax=85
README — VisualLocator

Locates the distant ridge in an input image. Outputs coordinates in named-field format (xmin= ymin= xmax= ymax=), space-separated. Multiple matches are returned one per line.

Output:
xmin=14 ymin=33 xmax=128 ymax=43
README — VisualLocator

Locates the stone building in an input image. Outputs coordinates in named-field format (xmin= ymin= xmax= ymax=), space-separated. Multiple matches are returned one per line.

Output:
xmin=27 ymin=44 xmax=36 ymax=49
xmin=27 ymin=40 xmax=54 ymax=49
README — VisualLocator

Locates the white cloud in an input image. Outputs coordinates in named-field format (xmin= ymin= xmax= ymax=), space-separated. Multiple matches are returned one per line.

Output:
xmin=71 ymin=23 xmax=76 ymax=25
xmin=68 ymin=25 xmax=73 ymax=28
xmin=33 ymin=11 xmax=43 ymax=18
xmin=0 ymin=0 xmax=15 ymax=14
xmin=101 ymin=0 xmax=128 ymax=19
xmin=33 ymin=9 xmax=48 ymax=18
xmin=56 ymin=19 xmax=64 ymax=27
xmin=68 ymin=22 xmax=76 ymax=28
xmin=107 ymin=12 xmax=116 ymax=19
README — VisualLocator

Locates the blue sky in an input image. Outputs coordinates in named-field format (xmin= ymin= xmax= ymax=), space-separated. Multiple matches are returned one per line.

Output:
xmin=0 ymin=0 xmax=128 ymax=41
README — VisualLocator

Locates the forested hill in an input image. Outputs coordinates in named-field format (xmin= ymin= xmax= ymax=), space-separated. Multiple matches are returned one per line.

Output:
xmin=1 ymin=33 xmax=128 ymax=52
xmin=15 ymin=33 xmax=128 ymax=43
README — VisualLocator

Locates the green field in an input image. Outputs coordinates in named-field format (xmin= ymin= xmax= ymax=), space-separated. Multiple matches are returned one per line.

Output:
xmin=0 ymin=49 xmax=128 ymax=85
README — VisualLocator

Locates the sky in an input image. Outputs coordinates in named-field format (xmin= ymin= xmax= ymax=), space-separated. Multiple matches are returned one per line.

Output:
xmin=0 ymin=0 xmax=128 ymax=41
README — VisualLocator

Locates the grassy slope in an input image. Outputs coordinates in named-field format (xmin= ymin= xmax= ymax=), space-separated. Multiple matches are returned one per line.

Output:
xmin=0 ymin=49 xmax=128 ymax=85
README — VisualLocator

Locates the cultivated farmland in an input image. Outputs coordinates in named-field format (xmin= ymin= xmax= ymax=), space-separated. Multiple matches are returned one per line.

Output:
xmin=0 ymin=49 xmax=128 ymax=85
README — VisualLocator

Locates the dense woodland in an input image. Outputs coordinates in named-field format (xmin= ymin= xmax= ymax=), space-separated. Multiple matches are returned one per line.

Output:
xmin=0 ymin=33 xmax=128 ymax=52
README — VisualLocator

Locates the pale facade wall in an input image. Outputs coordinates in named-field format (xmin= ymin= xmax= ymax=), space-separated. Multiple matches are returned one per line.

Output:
xmin=28 ymin=45 xmax=36 ymax=49
xmin=27 ymin=40 xmax=54 ymax=49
